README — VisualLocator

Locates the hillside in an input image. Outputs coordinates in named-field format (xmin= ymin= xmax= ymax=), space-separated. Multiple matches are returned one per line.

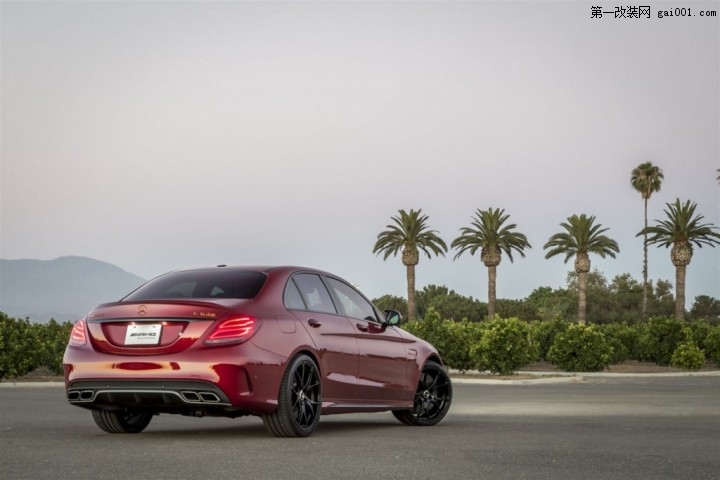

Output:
xmin=0 ymin=256 xmax=146 ymax=323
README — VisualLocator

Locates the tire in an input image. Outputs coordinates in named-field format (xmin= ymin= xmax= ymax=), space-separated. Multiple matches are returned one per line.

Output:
xmin=393 ymin=361 xmax=452 ymax=426
xmin=262 ymin=354 xmax=322 ymax=437
xmin=91 ymin=409 xmax=153 ymax=434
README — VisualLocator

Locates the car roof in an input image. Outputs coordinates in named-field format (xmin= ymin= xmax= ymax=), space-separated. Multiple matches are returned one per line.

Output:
xmin=163 ymin=265 xmax=329 ymax=276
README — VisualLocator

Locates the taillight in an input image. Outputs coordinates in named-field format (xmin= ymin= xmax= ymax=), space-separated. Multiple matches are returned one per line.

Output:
xmin=204 ymin=315 xmax=258 ymax=346
xmin=69 ymin=319 xmax=87 ymax=346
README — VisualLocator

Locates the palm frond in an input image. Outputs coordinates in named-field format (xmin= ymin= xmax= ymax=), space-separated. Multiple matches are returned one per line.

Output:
xmin=630 ymin=162 xmax=664 ymax=199
xmin=544 ymin=214 xmax=620 ymax=261
xmin=373 ymin=208 xmax=448 ymax=260
xmin=451 ymin=208 xmax=531 ymax=262
xmin=640 ymin=198 xmax=720 ymax=249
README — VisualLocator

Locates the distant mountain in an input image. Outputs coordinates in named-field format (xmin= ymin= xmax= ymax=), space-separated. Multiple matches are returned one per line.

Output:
xmin=0 ymin=256 xmax=146 ymax=323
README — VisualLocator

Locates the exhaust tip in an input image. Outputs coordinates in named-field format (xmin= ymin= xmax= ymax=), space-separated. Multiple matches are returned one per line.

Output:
xmin=199 ymin=392 xmax=220 ymax=403
xmin=79 ymin=390 xmax=95 ymax=401
xmin=180 ymin=391 xmax=201 ymax=402
xmin=69 ymin=390 xmax=95 ymax=402
xmin=180 ymin=391 xmax=221 ymax=403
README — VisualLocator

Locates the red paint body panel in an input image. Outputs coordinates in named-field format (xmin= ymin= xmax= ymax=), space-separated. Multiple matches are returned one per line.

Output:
xmin=63 ymin=266 xmax=444 ymax=420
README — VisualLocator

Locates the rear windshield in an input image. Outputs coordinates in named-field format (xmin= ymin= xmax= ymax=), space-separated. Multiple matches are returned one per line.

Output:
xmin=123 ymin=269 xmax=267 ymax=301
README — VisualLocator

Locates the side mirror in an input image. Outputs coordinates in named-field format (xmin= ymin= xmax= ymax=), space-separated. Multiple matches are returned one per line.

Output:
xmin=384 ymin=309 xmax=402 ymax=326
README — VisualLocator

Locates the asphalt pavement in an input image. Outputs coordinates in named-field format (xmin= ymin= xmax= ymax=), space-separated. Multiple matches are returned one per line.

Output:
xmin=1 ymin=374 xmax=719 ymax=480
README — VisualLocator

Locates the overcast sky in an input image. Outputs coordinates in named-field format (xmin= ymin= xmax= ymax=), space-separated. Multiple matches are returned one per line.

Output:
xmin=2 ymin=1 xmax=719 ymax=305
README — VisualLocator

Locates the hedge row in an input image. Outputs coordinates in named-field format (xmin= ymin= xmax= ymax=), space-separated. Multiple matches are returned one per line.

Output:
xmin=402 ymin=309 xmax=720 ymax=374
xmin=0 ymin=312 xmax=73 ymax=380
xmin=2 ymin=310 xmax=719 ymax=380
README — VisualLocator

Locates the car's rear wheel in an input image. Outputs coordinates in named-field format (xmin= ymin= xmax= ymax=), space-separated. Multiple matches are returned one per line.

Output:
xmin=262 ymin=354 xmax=322 ymax=437
xmin=91 ymin=409 xmax=153 ymax=434
xmin=393 ymin=361 xmax=452 ymax=426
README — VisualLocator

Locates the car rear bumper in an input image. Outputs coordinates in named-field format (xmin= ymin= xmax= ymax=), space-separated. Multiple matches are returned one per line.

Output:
xmin=67 ymin=379 xmax=232 ymax=409
xmin=63 ymin=345 xmax=287 ymax=415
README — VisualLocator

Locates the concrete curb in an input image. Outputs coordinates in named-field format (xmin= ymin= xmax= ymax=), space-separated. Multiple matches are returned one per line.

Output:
xmin=451 ymin=376 xmax=582 ymax=385
xmin=0 ymin=381 xmax=65 ymax=388
xmin=449 ymin=369 xmax=720 ymax=385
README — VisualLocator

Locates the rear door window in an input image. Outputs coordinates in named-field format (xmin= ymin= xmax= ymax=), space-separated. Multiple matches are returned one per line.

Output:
xmin=291 ymin=274 xmax=337 ymax=314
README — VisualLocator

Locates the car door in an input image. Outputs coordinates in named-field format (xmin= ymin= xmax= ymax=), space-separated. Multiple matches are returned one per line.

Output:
xmin=323 ymin=276 xmax=410 ymax=402
xmin=284 ymin=273 xmax=359 ymax=401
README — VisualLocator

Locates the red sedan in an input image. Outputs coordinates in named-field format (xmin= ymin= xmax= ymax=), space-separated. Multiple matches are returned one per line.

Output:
xmin=63 ymin=266 xmax=452 ymax=437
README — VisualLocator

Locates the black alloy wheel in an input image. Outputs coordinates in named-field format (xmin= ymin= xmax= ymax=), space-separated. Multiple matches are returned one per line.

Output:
xmin=393 ymin=361 xmax=452 ymax=426
xmin=92 ymin=409 xmax=153 ymax=434
xmin=263 ymin=354 xmax=322 ymax=437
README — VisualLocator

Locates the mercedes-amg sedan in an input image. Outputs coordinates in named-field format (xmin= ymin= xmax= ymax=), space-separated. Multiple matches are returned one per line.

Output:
xmin=63 ymin=266 xmax=452 ymax=437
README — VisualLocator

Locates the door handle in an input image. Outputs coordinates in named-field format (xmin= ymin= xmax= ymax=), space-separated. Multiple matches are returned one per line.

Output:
xmin=356 ymin=323 xmax=368 ymax=332
xmin=307 ymin=319 xmax=321 ymax=328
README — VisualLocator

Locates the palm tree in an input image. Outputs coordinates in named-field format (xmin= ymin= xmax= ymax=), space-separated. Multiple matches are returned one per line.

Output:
xmin=451 ymin=208 xmax=531 ymax=319
xmin=372 ymin=209 xmax=448 ymax=322
xmin=630 ymin=162 xmax=664 ymax=318
xmin=640 ymin=199 xmax=720 ymax=320
xmin=544 ymin=214 xmax=620 ymax=324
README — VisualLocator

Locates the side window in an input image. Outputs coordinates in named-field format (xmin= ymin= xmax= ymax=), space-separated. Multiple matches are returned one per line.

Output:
xmin=325 ymin=277 xmax=379 ymax=322
xmin=292 ymin=274 xmax=337 ymax=314
xmin=283 ymin=280 xmax=307 ymax=310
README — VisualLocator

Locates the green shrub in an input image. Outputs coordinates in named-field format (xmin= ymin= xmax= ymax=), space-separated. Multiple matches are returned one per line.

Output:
xmin=36 ymin=319 xmax=73 ymax=374
xmin=704 ymin=326 xmax=720 ymax=365
xmin=0 ymin=313 xmax=76 ymax=380
xmin=0 ymin=313 xmax=41 ymax=380
xmin=634 ymin=317 xmax=686 ymax=365
xmin=598 ymin=322 xmax=636 ymax=364
xmin=634 ymin=330 xmax=653 ymax=362
xmin=547 ymin=323 xmax=612 ymax=372
xmin=441 ymin=319 xmax=486 ymax=372
xmin=687 ymin=319 xmax=712 ymax=351
xmin=471 ymin=318 xmax=537 ymax=375
xmin=529 ymin=319 xmax=568 ymax=361
xmin=671 ymin=341 xmax=705 ymax=370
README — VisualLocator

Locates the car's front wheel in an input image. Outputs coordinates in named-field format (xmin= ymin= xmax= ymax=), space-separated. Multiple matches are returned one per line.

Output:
xmin=393 ymin=361 xmax=452 ymax=426
xmin=262 ymin=354 xmax=322 ymax=437
xmin=91 ymin=409 xmax=153 ymax=433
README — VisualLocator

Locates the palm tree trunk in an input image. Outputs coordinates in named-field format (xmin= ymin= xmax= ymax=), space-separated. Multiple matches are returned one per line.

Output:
xmin=487 ymin=265 xmax=497 ymax=319
xmin=675 ymin=265 xmax=686 ymax=321
xmin=406 ymin=264 xmax=417 ymax=322
xmin=642 ymin=198 xmax=649 ymax=318
xmin=578 ymin=271 xmax=587 ymax=324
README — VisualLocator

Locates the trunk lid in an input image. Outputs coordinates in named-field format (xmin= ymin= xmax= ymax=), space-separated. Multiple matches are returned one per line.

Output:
xmin=85 ymin=300 xmax=234 ymax=355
